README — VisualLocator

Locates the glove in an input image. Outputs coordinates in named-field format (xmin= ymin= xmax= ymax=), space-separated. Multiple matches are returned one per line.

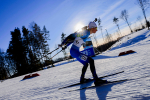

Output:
xmin=58 ymin=44 xmax=67 ymax=50
xmin=62 ymin=45 xmax=67 ymax=50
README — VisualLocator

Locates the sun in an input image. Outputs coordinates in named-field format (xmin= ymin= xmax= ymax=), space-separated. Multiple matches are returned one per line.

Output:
xmin=75 ymin=23 xmax=84 ymax=32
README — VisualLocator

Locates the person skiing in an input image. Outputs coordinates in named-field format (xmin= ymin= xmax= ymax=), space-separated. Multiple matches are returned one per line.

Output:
xmin=59 ymin=21 xmax=107 ymax=86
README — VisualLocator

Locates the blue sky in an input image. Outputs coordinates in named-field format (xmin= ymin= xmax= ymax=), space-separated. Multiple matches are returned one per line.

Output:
xmin=0 ymin=0 xmax=150 ymax=59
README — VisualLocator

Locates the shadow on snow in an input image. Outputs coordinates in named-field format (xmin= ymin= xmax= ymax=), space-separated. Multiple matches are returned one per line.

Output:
xmin=79 ymin=81 xmax=126 ymax=100
xmin=93 ymin=55 xmax=118 ymax=60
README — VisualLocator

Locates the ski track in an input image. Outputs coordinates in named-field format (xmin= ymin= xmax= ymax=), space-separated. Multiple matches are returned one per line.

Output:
xmin=0 ymin=29 xmax=150 ymax=100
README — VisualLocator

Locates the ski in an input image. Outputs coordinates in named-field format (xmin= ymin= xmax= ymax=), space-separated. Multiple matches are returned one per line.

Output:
xmin=58 ymin=71 xmax=124 ymax=90
xmin=69 ymin=75 xmax=150 ymax=92
xmin=69 ymin=79 xmax=128 ymax=92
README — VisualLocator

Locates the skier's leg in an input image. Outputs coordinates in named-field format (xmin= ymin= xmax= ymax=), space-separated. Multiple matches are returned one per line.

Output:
xmin=80 ymin=63 xmax=88 ymax=82
xmin=70 ymin=46 xmax=98 ymax=82
xmin=88 ymin=57 xmax=99 ymax=79
xmin=88 ymin=57 xmax=108 ymax=85
xmin=76 ymin=55 xmax=100 ymax=82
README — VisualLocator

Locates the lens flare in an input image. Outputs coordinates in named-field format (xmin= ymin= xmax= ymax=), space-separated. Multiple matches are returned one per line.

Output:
xmin=75 ymin=23 xmax=84 ymax=32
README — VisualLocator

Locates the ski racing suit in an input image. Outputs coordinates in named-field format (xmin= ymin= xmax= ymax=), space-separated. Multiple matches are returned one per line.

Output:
xmin=61 ymin=29 xmax=99 ymax=81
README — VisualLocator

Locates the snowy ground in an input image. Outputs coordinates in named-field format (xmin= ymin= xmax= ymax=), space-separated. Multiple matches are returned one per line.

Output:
xmin=0 ymin=29 xmax=150 ymax=100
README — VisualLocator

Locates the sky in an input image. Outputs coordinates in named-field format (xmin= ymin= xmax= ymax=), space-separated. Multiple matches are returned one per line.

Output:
xmin=0 ymin=0 xmax=150 ymax=59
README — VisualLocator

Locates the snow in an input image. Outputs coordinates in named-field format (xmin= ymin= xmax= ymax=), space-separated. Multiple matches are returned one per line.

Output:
xmin=1 ymin=29 xmax=150 ymax=100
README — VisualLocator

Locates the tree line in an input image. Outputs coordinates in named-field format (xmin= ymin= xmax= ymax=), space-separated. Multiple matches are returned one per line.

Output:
xmin=0 ymin=22 xmax=53 ymax=80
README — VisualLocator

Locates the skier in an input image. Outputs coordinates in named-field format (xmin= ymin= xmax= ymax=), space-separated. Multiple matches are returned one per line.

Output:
xmin=59 ymin=21 xmax=107 ymax=86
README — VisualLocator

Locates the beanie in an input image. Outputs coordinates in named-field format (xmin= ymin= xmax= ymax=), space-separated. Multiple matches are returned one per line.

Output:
xmin=88 ymin=22 xmax=97 ymax=29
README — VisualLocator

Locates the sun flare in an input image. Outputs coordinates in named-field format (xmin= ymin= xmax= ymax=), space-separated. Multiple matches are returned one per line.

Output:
xmin=75 ymin=23 xmax=84 ymax=32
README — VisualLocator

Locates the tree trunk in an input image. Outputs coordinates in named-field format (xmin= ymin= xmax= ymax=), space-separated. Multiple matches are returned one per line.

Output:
xmin=117 ymin=24 xmax=122 ymax=37
xmin=125 ymin=18 xmax=133 ymax=33
xmin=142 ymin=8 xmax=149 ymax=30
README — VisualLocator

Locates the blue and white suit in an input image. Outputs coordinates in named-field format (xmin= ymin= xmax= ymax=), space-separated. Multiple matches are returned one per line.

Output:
xmin=61 ymin=29 xmax=99 ymax=80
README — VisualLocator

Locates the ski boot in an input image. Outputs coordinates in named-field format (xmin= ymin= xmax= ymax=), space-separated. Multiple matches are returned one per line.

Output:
xmin=94 ymin=78 xmax=108 ymax=86
xmin=80 ymin=78 xmax=92 ymax=83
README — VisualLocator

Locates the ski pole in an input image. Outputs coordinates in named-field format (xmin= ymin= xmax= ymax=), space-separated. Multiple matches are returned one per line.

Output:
xmin=40 ymin=48 xmax=61 ymax=60
xmin=94 ymin=47 xmax=101 ymax=54
xmin=50 ymin=49 xmax=63 ymax=59
xmin=47 ymin=47 xmax=59 ymax=55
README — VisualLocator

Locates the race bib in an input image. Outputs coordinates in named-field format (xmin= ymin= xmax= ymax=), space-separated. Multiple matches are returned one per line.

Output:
xmin=80 ymin=55 xmax=88 ymax=61
xmin=73 ymin=37 xmax=85 ymax=47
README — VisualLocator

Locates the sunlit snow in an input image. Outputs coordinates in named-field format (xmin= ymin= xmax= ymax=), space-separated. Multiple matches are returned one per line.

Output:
xmin=0 ymin=29 xmax=150 ymax=100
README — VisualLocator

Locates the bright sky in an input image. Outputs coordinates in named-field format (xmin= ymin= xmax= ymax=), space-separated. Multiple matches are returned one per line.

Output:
xmin=0 ymin=0 xmax=150 ymax=59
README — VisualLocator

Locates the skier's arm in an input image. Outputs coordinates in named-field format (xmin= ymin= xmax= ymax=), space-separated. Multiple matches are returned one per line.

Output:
xmin=61 ymin=33 xmax=76 ymax=47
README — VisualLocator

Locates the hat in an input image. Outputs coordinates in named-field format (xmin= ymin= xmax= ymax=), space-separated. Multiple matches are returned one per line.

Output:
xmin=88 ymin=22 xmax=97 ymax=29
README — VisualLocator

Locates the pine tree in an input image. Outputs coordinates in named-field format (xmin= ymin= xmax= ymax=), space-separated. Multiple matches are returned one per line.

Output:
xmin=0 ymin=49 xmax=8 ymax=80
xmin=136 ymin=0 xmax=150 ymax=30
xmin=120 ymin=10 xmax=133 ymax=33
xmin=7 ymin=28 xmax=28 ymax=75
xmin=113 ymin=17 xmax=122 ymax=37
xmin=41 ymin=26 xmax=50 ymax=60
xmin=29 ymin=22 xmax=51 ymax=68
